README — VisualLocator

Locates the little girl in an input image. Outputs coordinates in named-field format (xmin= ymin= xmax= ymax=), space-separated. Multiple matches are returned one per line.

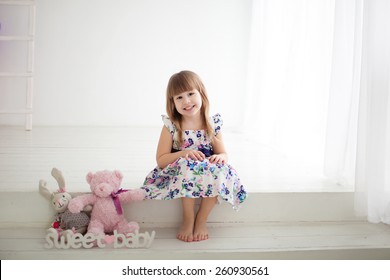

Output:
xmin=142 ymin=70 xmax=247 ymax=242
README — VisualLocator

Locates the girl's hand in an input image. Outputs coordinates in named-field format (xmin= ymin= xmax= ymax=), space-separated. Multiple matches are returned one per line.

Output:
xmin=184 ymin=150 xmax=205 ymax=161
xmin=209 ymin=154 xmax=227 ymax=165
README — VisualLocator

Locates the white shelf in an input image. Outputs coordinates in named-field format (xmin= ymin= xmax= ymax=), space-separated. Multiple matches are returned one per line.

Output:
xmin=0 ymin=72 xmax=33 ymax=77
xmin=0 ymin=109 xmax=32 ymax=114
xmin=0 ymin=36 xmax=33 ymax=41
xmin=0 ymin=0 xmax=35 ymax=130
xmin=0 ymin=1 xmax=34 ymax=5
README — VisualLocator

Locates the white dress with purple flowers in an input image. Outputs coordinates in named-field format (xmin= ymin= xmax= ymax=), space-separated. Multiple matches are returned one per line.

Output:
xmin=141 ymin=114 xmax=247 ymax=210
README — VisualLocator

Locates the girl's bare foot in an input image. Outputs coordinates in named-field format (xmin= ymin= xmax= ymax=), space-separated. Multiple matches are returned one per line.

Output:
xmin=192 ymin=197 xmax=216 ymax=241
xmin=177 ymin=218 xmax=194 ymax=242
xmin=177 ymin=197 xmax=196 ymax=242
xmin=193 ymin=217 xmax=209 ymax=242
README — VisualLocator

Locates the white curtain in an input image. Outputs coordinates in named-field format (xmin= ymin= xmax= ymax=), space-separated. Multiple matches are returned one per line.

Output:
xmin=324 ymin=0 xmax=362 ymax=189
xmin=320 ymin=0 xmax=390 ymax=224
xmin=243 ymin=0 xmax=336 ymax=187
xmin=245 ymin=0 xmax=390 ymax=224
xmin=244 ymin=0 xmax=334 ymax=155
xmin=244 ymin=0 xmax=350 ymax=188
xmin=354 ymin=0 xmax=390 ymax=224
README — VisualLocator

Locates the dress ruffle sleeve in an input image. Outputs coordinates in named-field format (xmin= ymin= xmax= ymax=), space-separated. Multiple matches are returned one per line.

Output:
xmin=161 ymin=115 xmax=176 ymax=136
xmin=212 ymin=113 xmax=223 ymax=136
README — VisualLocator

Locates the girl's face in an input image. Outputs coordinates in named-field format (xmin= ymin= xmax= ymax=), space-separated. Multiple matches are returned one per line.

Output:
xmin=173 ymin=89 xmax=203 ymax=118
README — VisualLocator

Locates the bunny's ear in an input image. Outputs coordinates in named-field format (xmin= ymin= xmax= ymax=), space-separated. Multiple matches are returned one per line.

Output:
xmin=51 ymin=168 xmax=66 ymax=191
xmin=86 ymin=172 xmax=94 ymax=184
xmin=113 ymin=170 xmax=123 ymax=181
xmin=39 ymin=180 xmax=52 ymax=200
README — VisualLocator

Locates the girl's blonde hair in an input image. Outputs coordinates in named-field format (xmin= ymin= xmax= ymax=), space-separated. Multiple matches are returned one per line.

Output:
xmin=166 ymin=70 xmax=214 ymax=146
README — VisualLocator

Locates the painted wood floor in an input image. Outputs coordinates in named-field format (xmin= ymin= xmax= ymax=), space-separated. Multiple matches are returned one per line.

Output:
xmin=1 ymin=222 xmax=390 ymax=260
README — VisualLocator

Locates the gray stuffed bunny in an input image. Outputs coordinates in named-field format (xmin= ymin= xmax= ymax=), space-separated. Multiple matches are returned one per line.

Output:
xmin=39 ymin=168 xmax=90 ymax=238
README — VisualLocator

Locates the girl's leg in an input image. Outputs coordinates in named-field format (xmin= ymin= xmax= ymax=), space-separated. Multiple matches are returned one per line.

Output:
xmin=177 ymin=197 xmax=196 ymax=242
xmin=193 ymin=196 xmax=217 ymax=241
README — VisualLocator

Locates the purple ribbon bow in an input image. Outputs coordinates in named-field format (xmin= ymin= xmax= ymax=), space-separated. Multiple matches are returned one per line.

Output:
xmin=111 ymin=188 xmax=128 ymax=215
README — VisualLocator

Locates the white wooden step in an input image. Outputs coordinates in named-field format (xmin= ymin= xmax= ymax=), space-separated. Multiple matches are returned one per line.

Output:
xmin=1 ymin=222 xmax=390 ymax=260
xmin=0 ymin=192 xmax=358 ymax=227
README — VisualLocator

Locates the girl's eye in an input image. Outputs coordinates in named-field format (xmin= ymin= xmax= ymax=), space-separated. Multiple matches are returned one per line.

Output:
xmin=189 ymin=92 xmax=195 ymax=96
xmin=176 ymin=96 xmax=182 ymax=100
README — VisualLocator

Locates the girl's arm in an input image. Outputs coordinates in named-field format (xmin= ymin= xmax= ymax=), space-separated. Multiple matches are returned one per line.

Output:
xmin=156 ymin=126 xmax=205 ymax=168
xmin=209 ymin=132 xmax=228 ymax=164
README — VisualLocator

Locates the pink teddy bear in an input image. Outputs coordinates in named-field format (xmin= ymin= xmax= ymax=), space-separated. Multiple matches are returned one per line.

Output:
xmin=68 ymin=170 xmax=145 ymax=236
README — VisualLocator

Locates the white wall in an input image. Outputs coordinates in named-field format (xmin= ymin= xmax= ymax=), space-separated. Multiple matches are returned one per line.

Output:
xmin=0 ymin=0 xmax=252 ymax=127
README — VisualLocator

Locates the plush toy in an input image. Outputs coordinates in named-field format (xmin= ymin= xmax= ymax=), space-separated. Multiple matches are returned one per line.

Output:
xmin=39 ymin=168 xmax=90 ymax=238
xmin=68 ymin=170 xmax=145 ymax=237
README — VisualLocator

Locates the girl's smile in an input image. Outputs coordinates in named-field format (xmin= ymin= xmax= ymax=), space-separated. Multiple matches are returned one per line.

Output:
xmin=174 ymin=89 xmax=203 ymax=117
xmin=183 ymin=105 xmax=196 ymax=111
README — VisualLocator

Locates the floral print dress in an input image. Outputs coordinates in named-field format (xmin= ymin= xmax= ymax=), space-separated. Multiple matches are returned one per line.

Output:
xmin=141 ymin=114 xmax=247 ymax=210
